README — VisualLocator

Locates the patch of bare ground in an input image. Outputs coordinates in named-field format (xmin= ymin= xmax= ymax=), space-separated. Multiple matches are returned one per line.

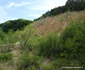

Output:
xmin=42 ymin=59 xmax=50 ymax=66
xmin=34 ymin=11 xmax=85 ymax=36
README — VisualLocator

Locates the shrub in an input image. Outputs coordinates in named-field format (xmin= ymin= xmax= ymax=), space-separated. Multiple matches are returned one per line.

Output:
xmin=38 ymin=33 xmax=60 ymax=58
xmin=41 ymin=64 xmax=54 ymax=70
xmin=51 ymin=58 xmax=80 ymax=70
xmin=17 ymin=54 xmax=43 ymax=70
xmin=0 ymin=53 xmax=12 ymax=62
xmin=60 ymin=21 xmax=85 ymax=66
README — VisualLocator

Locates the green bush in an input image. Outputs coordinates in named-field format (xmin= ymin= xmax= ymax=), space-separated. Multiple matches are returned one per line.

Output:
xmin=0 ymin=53 xmax=12 ymax=62
xmin=41 ymin=64 xmax=54 ymax=70
xmin=0 ymin=28 xmax=7 ymax=43
xmin=18 ymin=54 xmax=43 ymax=70
xmin=60 ymin=21 xmax=85 ymax=67
xmin=51 ymin=58 xmax=80 ymax=70
xmin=38 ymin=33 xmax=60 ymax=58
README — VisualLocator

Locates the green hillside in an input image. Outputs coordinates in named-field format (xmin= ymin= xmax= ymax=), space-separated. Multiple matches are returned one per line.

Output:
xmin=0 ymin=19 xmax=33 ymax=33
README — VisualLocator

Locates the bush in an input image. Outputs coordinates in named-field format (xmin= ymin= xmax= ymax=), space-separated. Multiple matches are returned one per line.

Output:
xmin=51 ymin=58 xmax=80 ymax=70
xmin=60 ymin=21 xmax=85 ymax=66
xmin=0 ymin=28 xmax=7 ymax=43
xmin=0 ymin=53 xmax=12 ymax=62
xmin=38 ymin=33 xmax=60 ymax=58
xmin=18 ymin=54 xmax=43 ymax=70
xmin=41 ymin=64 xmax=54 ymax=70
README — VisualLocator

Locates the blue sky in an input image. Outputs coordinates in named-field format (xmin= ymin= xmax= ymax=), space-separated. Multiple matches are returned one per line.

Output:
xmin=0 ymin=0 xmax=67 ymax=23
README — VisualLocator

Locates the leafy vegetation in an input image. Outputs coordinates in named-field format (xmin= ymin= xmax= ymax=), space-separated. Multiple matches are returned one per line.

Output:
xmin=16 ymin=21 xmax=85 ymax=70
xmin=0 ymin=0 xmax=85 ymax=70
xmin=38 ymin=33 xmax=59 ymax=58
xmin=17 ymin=54 xmax=43 ymax=70
xmin=60 ymin=21 xmax=85 ymax=67
xmin=0 ymin=53 xmax=12 ymax=62
xmin=0 ymin=19 xmax=32 ymax=33
xmin=34 ymin=0 xmax=85 ymax=21
xmin=0 ymin=20 xmax=85 ymax=70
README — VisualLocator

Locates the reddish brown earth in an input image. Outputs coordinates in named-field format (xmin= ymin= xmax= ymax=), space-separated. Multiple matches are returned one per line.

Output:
xmin=34 ymin=11 xmax=85 ymax=36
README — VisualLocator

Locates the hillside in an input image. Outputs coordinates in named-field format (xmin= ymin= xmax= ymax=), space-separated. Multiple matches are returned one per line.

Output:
xmin=34 ymin=11 xmax=85 ymax=36
xmin=34 ymin=0 xmax=85 ymax=20
xmin=0 ymin=19 xmax=32 ymax=33
xmin=0 ymin=0 xmax=85 ymax=70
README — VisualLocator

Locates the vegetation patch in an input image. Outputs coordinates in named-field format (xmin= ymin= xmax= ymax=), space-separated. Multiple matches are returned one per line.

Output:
xmin=0 ymin=53 xmax=12 ymax=62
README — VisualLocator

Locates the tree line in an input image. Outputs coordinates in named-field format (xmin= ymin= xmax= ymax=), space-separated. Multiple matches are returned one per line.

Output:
xmin=0 ymin=19 xmax=33 ymax=33
xmin=34 ymin=0 xmax=85 ymax=21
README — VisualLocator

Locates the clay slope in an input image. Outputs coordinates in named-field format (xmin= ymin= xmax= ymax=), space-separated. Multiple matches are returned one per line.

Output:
xmin=34 ymin=11 xmax=85 ymax=36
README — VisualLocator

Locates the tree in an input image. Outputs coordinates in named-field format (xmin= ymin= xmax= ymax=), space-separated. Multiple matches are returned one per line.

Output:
xmin=14 ymin=24 xmax=34 ymax=49
xmin=0 ymin=19 xmax=33 ymax=33
xmin=0 ymin=28 xmax=6 ymax=42
xmin=38 ymin=32 xmax=60 ymax=58
xmin=60 ymin=21 xmax=85 ymax=63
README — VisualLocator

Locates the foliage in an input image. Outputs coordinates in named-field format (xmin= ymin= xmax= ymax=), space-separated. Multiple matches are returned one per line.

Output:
xmin=0 ymin=53 xmax=12 ymax=62
xmin=0 ymin=30 xmax=16 ymax=53
xmin=51 ymin=58 xmax=80 ymax=70
xmin=41 ymin=64 xmax=54 ymax=70
xmin=17 ymin=54 xmax=43 ymax=70
xmin=0 ymin=28 xmax=7 ymax=43
xmin=0 ymin=19 xmax=33 ymax=33
xmin=14 ymin=24 xmax=34 ymax=49
xmin=34 ymin=0 xmax=85 ymax=20
xmin=0 ymin=13 xmax=85 ymax=69
xmin=38 ymin=33 xmax=60 ymax=58
xmin=60 ymin=21 xmax=85 ymax=67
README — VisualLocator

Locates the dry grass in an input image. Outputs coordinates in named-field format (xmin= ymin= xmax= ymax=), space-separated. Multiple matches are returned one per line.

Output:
xmin=0 ymin=48 xmax=21 ymax=70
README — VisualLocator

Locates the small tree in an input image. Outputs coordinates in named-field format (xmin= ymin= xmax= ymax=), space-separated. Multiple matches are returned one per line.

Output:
xmin=60 ymin=21 xmax=85 ymax=62
xmin=38 ymin=32 xmax=60 ymax=58
xmin=15 ymin=24 xmax=34 ymax=49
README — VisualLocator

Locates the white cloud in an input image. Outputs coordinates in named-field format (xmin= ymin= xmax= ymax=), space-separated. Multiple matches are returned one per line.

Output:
xmin=0 ymin=0 xmax=67 ymax=23
xmin=7 ymin=1 xmax=30 ymax=8
xmin=30 ymin=0 xmax=67 ymax=11
xmin=0 ymin=6 xmax=8 ymax=23
xmin=0 ymin=6 xmax=18 ymax=23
